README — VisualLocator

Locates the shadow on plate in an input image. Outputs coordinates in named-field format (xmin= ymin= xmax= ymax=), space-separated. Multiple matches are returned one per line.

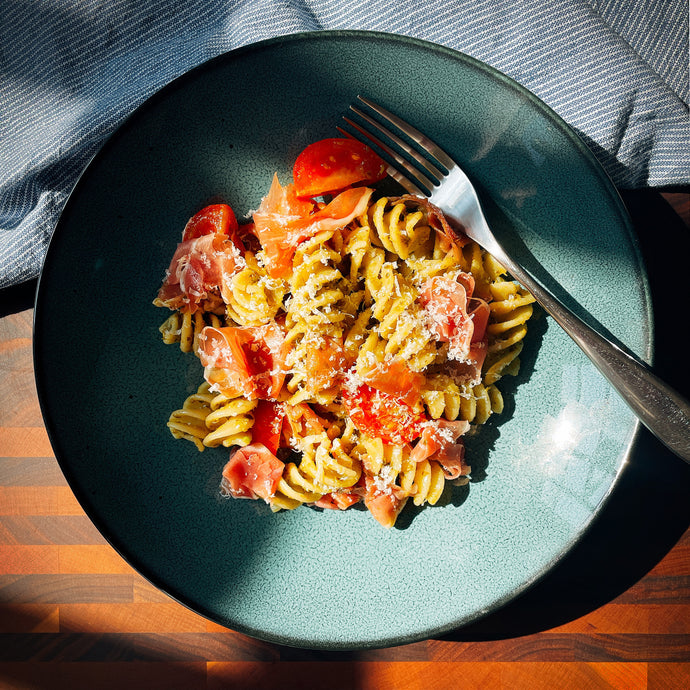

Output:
xmin=0 ymin=193 xmax=687 ymax=686
xmin=437 ymin=187 xmax=690 ymax=641
xmin=395 ymin=292 xmax=548 ymax=530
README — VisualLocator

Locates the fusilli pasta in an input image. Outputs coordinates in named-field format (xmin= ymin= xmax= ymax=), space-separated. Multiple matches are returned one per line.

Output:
xmin=166 ymin=381 xmax=257 ymax=450
xmin=154 ymin=154 xmax=536 ymax=529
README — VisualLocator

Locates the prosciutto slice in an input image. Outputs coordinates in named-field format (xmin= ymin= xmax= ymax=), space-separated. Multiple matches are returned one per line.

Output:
xmin=197 ymin=322 xmax=289 ymax=399
xmin=252 ymin=175 xmax=373 ymax=278
xmin=420 ymin=275 xmax=474 ymax=359
xmin=420 ymin=273 xmax=490 ymax=375
xmin=410 ymin=419 xmax=471 ymax=479
xmin=363 ymin=475 xmax=408 ymax=529
xmin=221 ymin=443 xmax=285 ymax=500
xmin=356 ymin=356 xmax=425 ymax=409
xmin=155 ymin=234 xmax=243 ymax=313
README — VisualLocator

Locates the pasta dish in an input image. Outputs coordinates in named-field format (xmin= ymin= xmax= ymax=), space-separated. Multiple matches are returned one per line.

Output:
xmin=154 ymin=137 xmax=534 ymax=528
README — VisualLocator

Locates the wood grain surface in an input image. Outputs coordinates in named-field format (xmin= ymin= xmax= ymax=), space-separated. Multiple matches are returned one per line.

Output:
xmin=0 ymin=189 xmax=688 ymax=689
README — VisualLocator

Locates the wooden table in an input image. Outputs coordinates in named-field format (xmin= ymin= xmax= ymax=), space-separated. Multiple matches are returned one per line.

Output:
xmin=1 ymin=189 xmax=688 ymax=689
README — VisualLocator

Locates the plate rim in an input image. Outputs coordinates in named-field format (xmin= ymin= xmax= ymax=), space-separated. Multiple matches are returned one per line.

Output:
xmin=32 ymin=29 xmax=653 ymax=650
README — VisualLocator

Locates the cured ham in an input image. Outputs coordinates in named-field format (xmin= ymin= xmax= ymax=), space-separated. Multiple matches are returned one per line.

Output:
xmin=282 ymin=403 xmax=333 ymax=446
xmin=252 ymin=175 xmax=374 ymax=278
xmin=410 ymin=419 xmax=471 ymax=479
xmin=468 ymin=298 xmax=490 ymax=372
xmin=221 ymin=443 xmax=284 ymax=500
xmin=356 ymin=356 xmax=425 ymax=409
xmin=420 ymin=275 xmax=473 ymax=358
xmin=197 ymin=322 xmax=289 ymax=399
xmin=304 ymin=335 xmax=346 ymax=395
xmin=315 ymin=490 xmax=362 ymax=511
xmin=363 ymin=476 xmax=408 ymax=529
xmin=155 ymin=230 xmax=243 ymax=313
xmin=420 ymin=274 xmax=490 ymax=377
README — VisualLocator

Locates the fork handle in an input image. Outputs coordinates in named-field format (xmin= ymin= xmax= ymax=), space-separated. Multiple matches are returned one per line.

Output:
xmin=493 ymin=249 xmax=690 ymax=463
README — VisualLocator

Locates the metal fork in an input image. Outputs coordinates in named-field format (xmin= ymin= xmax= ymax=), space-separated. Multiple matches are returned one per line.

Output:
xmin=343 ymin=95 xmax=690 ymax=463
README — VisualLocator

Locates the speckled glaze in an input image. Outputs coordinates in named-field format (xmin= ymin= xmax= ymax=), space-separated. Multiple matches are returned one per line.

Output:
xmin=34 ymin=31 xmax=651 ymax=650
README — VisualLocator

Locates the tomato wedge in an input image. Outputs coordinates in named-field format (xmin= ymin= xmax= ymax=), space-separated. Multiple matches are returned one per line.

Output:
xmin=182 ymin=203 xmax=240 ymax=245
xmin=250 ymin=400 xmax=285 ymax=455
xmin=342 ymin=383 xmax=426 ymax=445
xmin=293 ymin=138 xmax=387 ymax=198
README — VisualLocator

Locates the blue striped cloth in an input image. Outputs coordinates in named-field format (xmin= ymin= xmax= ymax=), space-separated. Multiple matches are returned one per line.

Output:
xmin=1 ymin=0 xmax=688 ymax=288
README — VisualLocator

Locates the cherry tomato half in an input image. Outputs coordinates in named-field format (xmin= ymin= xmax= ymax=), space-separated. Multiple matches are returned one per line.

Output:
xmin=342 ymin=383 xmax=426 ymax=445
xmin=250 ymin=400 xmax=285 ymax=456
xmin=182 ymin=204 xmax=239 ymax=242
xmin=293 ymin=138 xmax=387 ymax=198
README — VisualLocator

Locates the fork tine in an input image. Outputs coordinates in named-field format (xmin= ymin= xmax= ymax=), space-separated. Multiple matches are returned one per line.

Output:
xmin=337 ymin=126 xmax=427 ymax=197
xmin=356 ymin=96 xmax=457 ymax=173
xmin=338 ymin=119 xmax=434 ymax=196
xmin=347 ymin=106 xmax=445 ymax=182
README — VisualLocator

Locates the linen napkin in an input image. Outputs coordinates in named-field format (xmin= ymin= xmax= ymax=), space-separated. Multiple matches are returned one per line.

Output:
xmin=1 ymin=0 xmax=688 ymax=289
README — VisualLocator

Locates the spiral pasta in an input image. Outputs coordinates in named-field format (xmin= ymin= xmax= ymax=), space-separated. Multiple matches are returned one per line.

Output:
xmin=357 ymin=247 xmax=437 ymax=371
xmin=409 ymin=459 xmax=447 ymax=507
xmin=296 ymin=432 xmax=362 ymax=493
xmin=353 ymin=434 xmax=446 ymax=507
xmin=166 ymin=381 xmax=215 ymax=451
xmin=368 ymin=196 xmax=432 ymax=260
xmin=224 ymin=252 xmax=286 ymax=327
xmin=270 ymin=421 xmax=362 ymax=511
xmin=166 ymin=381 xmax=257 ymax=450
xmin=285 ymin=229 xmax=353 ymax=334
xmin=421 ymin=374 xmax=463 ymax=421
xmin=459 ymin=381 xmax=504 ymax=425
xmin=283 ymin=229 xmax=361 ymax=404
xmin=159 ymin=311 xmax=224 ymax=353
xmin=155 ymin=171 xmax=536 ymax=529
xmin=269 ymin=462 xmax=325 ymax=511
xmin=420 ymin=374 xmax=504 ymax=425
xmin=203 ymin=394 xmax=257 ymax=448
xmin=484 ymin=280 xmax=535 ymax=385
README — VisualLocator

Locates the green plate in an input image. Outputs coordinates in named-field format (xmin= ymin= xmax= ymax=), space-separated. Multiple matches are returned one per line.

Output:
xmin=33 ymin=31 xmax=651 ymax=649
